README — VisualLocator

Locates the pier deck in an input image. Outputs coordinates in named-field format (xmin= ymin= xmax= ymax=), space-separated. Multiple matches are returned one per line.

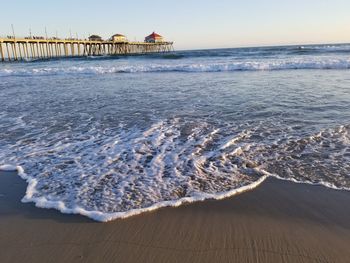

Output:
xmin=0 ymin=37 xmax=174 ymax=61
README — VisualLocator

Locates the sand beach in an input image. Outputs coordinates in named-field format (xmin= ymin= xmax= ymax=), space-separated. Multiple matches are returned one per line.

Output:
xmin=1 ymin=171 xmax=349 ymax=263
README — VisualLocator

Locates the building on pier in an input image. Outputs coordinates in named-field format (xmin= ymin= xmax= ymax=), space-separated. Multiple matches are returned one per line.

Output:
xmin=110 ymin=34 xmax=127 ymax=43
xmin=145 ymin=32 xmax=164 ymax=43
xmin=88 ymin=35 xmax=103 ymax=41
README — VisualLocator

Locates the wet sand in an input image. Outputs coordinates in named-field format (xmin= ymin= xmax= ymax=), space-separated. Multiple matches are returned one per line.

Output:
xmin=0 ymin=170 xmax=350 ymax=263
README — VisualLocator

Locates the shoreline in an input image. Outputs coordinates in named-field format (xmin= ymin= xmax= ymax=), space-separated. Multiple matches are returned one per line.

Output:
xmin=1 ymin=171 xmax=350 ymax=262
xmin=13 ymin=165 xmax=270 ymax=222
xmin=7 ymin=164 xmax=349 ymax=222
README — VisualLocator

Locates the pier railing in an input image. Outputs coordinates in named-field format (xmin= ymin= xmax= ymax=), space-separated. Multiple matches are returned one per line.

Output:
xmin=0 ymin=37 xmax=174 ymax=61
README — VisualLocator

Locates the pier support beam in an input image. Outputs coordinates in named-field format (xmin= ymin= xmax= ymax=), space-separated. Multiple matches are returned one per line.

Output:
xmin=6 ymin=43 xmax=10 ymax=61
xmin=64 ymin=43 xmax=68 ymax=57
xmin=0 ymin=42 xmax=4 ymax=62
xmin=11 ymin=42 xmax=18 ymax=61
xmin=18 ymin=43 xmax=23 ymax=60
xmin=24 ymin=42 xmax=29 ymax=59
xmin=36 ymin=42 xmax=40 ymax=59
xmin=31 ymin=43 xmax=35 ymax=59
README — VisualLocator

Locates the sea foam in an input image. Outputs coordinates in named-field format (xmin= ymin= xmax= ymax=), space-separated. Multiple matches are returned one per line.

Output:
xmin=1 ymin=57 xmax=350 ymax=76
xmin=0 ymin=164 xmax=18 ymax=172
xmin=1 ymin=118 xmax=349 ymax=222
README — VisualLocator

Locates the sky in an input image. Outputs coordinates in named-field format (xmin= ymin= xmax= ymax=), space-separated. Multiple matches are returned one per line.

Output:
xmin=1 ymin=0 xmax=349 ymax=50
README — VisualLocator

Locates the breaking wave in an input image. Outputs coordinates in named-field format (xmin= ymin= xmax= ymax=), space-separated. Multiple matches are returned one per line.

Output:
xmin=1 ymin=57 xmax=350 ymax=76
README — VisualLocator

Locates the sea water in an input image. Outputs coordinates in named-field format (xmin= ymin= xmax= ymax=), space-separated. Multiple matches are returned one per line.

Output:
xmin=0 ymin=44 xmax=349 ymax=221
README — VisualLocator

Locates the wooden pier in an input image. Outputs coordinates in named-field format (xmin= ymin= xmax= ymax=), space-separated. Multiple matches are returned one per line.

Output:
xmin=0 ymin=37 xmax=174 ymax=62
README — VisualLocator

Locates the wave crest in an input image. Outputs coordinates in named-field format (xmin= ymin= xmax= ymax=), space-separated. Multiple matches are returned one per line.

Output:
xmin=1 ymin=58 xmax=350 ymax=76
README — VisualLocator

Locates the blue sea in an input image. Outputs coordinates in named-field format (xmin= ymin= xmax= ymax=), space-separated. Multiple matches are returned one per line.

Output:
xmin=0 ymin=44 xmax=350 ymax=221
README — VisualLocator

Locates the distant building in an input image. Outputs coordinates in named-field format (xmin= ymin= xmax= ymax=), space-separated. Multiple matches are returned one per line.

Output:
xmin=110 ymin=34 xmax=127 ymax=43
xmin=145 ymin=32 xmax=164 ymax=43
xmin=88 ymin=35 xmax=102 ymax=41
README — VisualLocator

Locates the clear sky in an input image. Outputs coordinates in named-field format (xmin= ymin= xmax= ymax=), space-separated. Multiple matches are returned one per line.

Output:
xmin=1 ymin=0 xmax=349 ymax=50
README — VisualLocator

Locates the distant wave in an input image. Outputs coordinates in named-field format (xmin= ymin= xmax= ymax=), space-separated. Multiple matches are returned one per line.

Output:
xmin=152 ymin=45 xmax=350 ymax=58
xmin=1 ymin=58 xmax=350 ymax=76
xmin=157 ymin=45 xmax=350 ymax=58
xmin=296 ymin=44 xmax=350 ymax=51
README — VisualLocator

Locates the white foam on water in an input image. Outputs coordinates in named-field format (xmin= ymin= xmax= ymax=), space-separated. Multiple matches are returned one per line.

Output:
xmin=269 ymin=173 xmax=350 ymax=192
xmin=0 ymin=118 xmax=267 ymax=221
xmin=249 ymin=124 xmax=350 ymax=191
xmin=0 ymin=164 xmax=19 ymax=172
xmin=1 ymin=117 xmax=349 ymax=222
xmin=1 ymin=57 xmax=350 ymax=76
xmin=16 ymin=165 xmax=268 ymax=222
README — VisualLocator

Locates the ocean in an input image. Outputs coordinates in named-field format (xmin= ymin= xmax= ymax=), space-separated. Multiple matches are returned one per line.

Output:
xmin=0 ymin=44 xmax=349 ymax=221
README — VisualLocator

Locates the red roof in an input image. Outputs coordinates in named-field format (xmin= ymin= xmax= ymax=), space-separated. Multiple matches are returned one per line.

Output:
xmin=147 ymin=32 xmax=162 ymax=38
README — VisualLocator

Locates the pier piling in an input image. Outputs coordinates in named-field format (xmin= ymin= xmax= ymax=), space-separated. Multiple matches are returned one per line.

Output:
xmin=0 ymin=42 xmax=4 ymax=61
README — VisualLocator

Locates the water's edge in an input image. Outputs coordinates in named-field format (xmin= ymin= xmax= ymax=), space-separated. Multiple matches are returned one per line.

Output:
xmin=1 ymin=165 xmax=348 ymax=222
